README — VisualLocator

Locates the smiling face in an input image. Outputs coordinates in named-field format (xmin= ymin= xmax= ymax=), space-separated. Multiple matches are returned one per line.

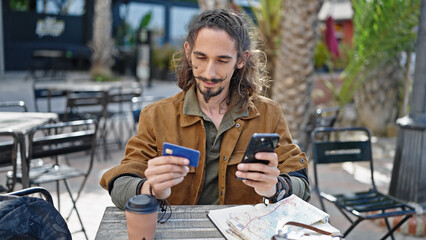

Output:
xmin=184 ymin=28 xmax=245 ymax=103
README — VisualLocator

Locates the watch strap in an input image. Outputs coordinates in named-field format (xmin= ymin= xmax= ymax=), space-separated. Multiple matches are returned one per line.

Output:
xmin=281 ymin=174 xmax=293 ymax=197
xmin=264 ymin=176 xmax=289 ymax=203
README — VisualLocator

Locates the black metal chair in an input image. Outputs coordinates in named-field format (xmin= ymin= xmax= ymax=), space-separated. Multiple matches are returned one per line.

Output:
xmin=106 ymin=82 xmax=142 ymax=148
xmin=7 ymin=119 xmax=97 ymax=240
xmin=5 ymin=186 xmax=53 ymax=204
xmin=311 ymin=127 xmax=416 ymax=240
xmin=302 ymin=106 xmax=340 ymax=156
xmin=64 ymin=91 xmax=109 ymax=160
xmin=0 ymin=100 xmax=28 ymax=112
xmin=32 ymin=77 xmax=68 ymax=117
xmin=29 ymin=49 xmax=69 ymax=80
xmin=64 ymin=91 xmax=108 ymax=121
xmin=0 ymin=131 xmax=19 ymax=192
xmin=131 ymin=95 xmax=165 ymax=133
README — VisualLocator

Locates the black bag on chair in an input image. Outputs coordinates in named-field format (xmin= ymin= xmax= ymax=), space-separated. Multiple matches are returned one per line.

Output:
xmin=0 ymin=194 xmax=71 ymax=240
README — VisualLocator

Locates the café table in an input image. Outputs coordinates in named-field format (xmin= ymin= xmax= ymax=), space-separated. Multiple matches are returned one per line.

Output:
xmin=0 ymin=112 xmax=58 ymax=188
xmin=95 ymin=205 xmax=229 ymax=239
xmin=37 ymin=79 xmax=138 ymax=111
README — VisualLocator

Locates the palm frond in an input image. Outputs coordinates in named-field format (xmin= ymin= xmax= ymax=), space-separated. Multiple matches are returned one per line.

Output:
xmin=337 ymin=0 xmax=420 ymax=106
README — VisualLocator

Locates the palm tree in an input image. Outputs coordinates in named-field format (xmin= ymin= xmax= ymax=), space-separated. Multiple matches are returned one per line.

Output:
xmin=337 ymin=0 xmax=420 ymax=135
xmin=90 ymin=0 xmax=115 ymax=80
xmin=272 ymin=0 xmax=323 ymax=144
xmin=354 ymin=59 xmax=403 ymax=136
xmin=248 ymin=0 xmax=283 ymax=98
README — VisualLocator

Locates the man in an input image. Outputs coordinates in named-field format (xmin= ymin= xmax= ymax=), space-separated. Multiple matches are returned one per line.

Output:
xmin=100 ymin=9 xmax=310 ymax=209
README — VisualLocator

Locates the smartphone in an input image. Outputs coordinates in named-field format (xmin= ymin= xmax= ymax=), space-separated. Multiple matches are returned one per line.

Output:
xmin=241 ymin=133 xmax=280 ymax=165
xmin=237 ymin=133 xmax=280 ymax=180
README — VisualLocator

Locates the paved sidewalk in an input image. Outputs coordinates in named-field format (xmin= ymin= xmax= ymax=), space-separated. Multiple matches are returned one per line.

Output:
xmin=0 ymin=71 xmax=424 ymax=240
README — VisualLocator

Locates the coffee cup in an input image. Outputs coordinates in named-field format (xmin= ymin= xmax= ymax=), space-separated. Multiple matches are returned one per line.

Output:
xmin=125 ymin=194 xmax=159 ymax=240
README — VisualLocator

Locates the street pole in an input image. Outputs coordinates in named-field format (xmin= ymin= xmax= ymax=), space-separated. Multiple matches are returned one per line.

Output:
xmin=389 ymin=0 xmax=426 ymax=208
xmin=0 ymin=2 xmax=4 ymax=76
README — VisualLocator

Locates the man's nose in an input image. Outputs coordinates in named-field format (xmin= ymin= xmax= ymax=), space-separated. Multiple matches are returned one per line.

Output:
xmin=204 ymin=61 xmax=217 ymax=79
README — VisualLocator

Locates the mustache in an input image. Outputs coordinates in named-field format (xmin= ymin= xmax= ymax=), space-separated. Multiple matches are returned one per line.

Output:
xmin=194 ymin=74 xmax=228 ymax=84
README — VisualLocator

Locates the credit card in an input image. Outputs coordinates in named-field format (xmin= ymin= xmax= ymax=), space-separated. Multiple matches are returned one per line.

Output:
xmin=162 ymin=142 xmax=200 ymax=167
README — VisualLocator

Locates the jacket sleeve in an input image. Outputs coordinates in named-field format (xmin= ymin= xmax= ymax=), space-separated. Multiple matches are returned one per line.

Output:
xmin=110 ymin=176 xmax=144 ymax=210
xmin=274 ymin=107 xmax=310 ymax=201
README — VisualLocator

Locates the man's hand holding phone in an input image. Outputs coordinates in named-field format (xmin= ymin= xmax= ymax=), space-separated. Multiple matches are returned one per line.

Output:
xmin=236 ymin=133 xmax=281 ymax=198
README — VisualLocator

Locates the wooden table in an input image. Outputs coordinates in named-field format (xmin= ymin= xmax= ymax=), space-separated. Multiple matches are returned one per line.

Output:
xmin=95 ymin=205 xmax=230 ymax=239
xmin=0 ymin=112 xmax=58 ymax=188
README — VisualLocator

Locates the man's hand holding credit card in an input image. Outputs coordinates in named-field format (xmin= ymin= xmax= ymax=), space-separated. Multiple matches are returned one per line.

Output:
xmin=162 ymin=142 xmax=200 ymax=167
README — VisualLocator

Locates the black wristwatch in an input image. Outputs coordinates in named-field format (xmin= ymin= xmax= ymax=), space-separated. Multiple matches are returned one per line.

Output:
xmin=264 ymin=176 xmax=291 ymax=203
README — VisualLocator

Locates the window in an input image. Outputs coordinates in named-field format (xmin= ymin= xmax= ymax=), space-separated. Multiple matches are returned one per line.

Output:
xmin=170 ymin=6 xmax=200 ymax=45
xmin=119 ymin=2 xmax=165 ymax=45
xmin=9 ymin=0 xmax=35 ymax=11
xmin=36 ymin=0 xmax=85 ymax=16
xmin=9 ymin=0 xmax=85 ymax=16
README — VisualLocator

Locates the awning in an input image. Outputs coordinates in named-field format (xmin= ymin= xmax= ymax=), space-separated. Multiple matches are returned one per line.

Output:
xmin=318 ymin=0 xmax=353 ymax=21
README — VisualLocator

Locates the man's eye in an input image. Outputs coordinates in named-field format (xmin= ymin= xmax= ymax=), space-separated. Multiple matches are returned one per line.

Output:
xmin=218 ymin=59 xmax=229 ymax=63
xmin=196 ymin=56 xmax=206 ymax=60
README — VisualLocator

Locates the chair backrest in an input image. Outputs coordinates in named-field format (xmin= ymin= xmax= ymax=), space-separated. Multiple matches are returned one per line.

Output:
xmin=314 ymin=107 xmax=340 ymax=129
xmin=6 ymin=187 xmax=53 ymax=204
xmin=311 ymin=127 xmax=376 ymax=191
xmin=0 ymin=101 xmax=28 ymax=112
xmin=300 ymin=106 xmax=340 ymax=155
xmin=30 ymin=49 xmax=69 ymax=80
xmin=108 ymin=83 xmax=142 ymax=119
xmin=108 ymin=82 xmax=142 ymax=104
xmin=131 ymin=97 xmax=143 ymax=124
xmin=28 ymin=119 xmax=97 ymax=173
xmin=64 ymin=91 xmax=108 ymax=121
xmin=131 ymin=96 xmax=165 ymax=124
xmin=32 ymin=77 xmax=67 ymax=112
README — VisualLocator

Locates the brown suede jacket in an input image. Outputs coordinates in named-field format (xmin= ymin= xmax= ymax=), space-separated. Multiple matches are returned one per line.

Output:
xmin=100 ymin=90 xmax=308 ymax=205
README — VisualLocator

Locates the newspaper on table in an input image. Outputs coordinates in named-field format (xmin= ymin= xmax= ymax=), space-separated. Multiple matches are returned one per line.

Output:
xmin=208 ymin=194 xmax=340 ymax=240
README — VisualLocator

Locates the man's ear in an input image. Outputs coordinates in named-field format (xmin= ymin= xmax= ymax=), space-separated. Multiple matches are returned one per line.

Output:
xmin=237 ymin=51 xmax=250 ymax=69
xmin=184 ymin=42 xmax=191 ymax=60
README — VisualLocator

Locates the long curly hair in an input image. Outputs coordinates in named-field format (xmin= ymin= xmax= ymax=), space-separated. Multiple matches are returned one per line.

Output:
xmin=174 ymin=9 xmax=268 ymax=110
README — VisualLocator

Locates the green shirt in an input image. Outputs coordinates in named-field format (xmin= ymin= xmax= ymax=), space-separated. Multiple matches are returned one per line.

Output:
xmin=183 ymin=86 xmax=248 ymax=204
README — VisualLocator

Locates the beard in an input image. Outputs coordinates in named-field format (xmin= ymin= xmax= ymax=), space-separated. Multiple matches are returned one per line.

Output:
xmin=194 ymin=74 xmax=227 ymax=103
xmin=195 ymin=82 xmax=224 ymax=103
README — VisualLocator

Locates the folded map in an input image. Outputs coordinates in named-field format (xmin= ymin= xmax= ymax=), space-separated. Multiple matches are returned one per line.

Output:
xmin=208 ymin=194 xmax=340 ymax=240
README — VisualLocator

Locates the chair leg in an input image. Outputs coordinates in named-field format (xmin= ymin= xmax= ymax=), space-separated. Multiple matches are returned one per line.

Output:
xmin=65 ymin=175 xmax=89 ymax=220
xmin=316 ymin=190 xmax=326 ymax=212
xmin=97 ymin=118 xmax=109 ymax=161
xmin=56 ymin=180 xmax=60 ymax=212
xmin=380 ymin=215 xmax=412 ymax=240
xmin=336 ymin=204 xmax=355 ymax=223
xmin=63 ymin=179 xmax=88 ymax=240
xmin=6 ymin=176 xmax=16 ymax=192
xmin=343 ymin=217 xmax=363 ymax=237
xmin=107 ymin=117 xmax=123 ymax=148
xmin=384 ymin=218 xmax=395 ymax=240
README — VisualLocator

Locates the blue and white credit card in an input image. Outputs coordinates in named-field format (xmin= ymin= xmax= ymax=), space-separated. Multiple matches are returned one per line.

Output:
xmin=162 ymin=142 xmax=200 ymax=167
